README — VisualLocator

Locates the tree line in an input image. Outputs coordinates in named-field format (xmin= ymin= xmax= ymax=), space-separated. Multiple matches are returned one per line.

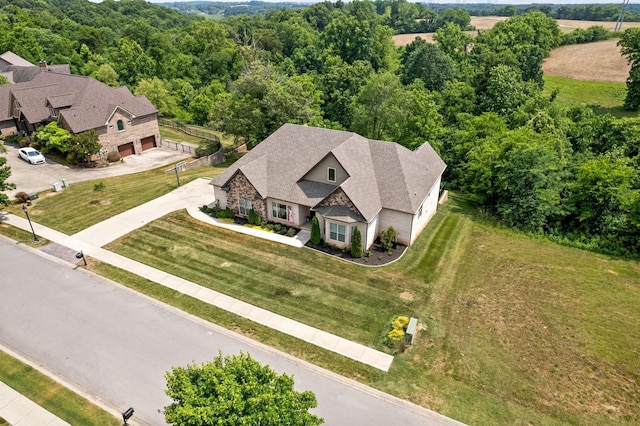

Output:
xmin=0 ymin=0 xmax=639 ymax=257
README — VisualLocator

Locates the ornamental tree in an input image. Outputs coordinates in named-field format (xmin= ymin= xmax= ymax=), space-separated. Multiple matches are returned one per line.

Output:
xmin=164 ymin=352 xmax=323 ymax=426
xmin=350 ymin=226 xmax=363 ymax=258
xmin=310 ymin=216 xmax=321 ymax=245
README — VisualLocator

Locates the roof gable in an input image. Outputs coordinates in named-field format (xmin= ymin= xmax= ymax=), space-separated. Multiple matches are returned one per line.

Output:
xmin=213 ymin=124 xmax=446 ymax=221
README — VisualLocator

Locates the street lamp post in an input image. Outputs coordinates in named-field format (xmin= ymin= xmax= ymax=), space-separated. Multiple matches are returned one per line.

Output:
xmin=21 ymin=205 xmax=40 ymax=243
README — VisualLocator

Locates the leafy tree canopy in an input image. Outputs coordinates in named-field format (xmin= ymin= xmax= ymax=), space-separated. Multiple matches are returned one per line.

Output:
xmin=164 ymin=352 xmax=323 ymax=426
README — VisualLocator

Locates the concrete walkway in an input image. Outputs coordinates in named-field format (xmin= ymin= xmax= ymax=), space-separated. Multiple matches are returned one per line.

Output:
xmin=4 ymin=178 xmax=393 ymax=372
xmin=0 ymin=381 xmax=70 ymax=426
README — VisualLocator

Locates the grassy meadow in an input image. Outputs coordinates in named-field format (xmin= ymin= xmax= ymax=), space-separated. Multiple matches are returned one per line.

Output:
xmin=543 ymin=75 xmax=638 ymax=118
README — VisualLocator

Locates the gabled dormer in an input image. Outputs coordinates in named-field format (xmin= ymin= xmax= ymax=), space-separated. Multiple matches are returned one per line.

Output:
xmin=300 ymin=152 xmax=349 ymax=186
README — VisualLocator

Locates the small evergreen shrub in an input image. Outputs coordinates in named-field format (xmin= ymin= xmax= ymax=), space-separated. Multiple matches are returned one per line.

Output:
xmin=350 ymin=227 xmax=363 ymax=258
xmin=273 ymin=224 xmax=282 ymax=233
xmin=380 ymin=226 xmax=397 ymax=250
xmin=248 ymin=209 xmax=262 ymax=225
xmin=287 ymin=227 xmax=296 ymax=237
xmin=384 ymin=315 xmax=410 ymax=348
xmin=310 ymin=216 xmax=321 ymax=245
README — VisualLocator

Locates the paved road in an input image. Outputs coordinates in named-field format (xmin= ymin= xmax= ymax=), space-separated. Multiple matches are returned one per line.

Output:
xmin=0 ymin=238 xmax=463 ymax=426
xmin=2 ymin=142 xmax=191 ymax=198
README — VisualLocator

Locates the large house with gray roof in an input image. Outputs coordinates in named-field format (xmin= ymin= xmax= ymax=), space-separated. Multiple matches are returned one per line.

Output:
xmin=0 ymin=51 xmax=160 ymax=157
xmin=212 ymin=123 xmax=446 ymax=250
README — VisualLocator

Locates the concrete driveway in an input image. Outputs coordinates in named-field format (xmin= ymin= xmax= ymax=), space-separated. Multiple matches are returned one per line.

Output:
xmin=2 ymin=142 xmax=192 ymax=199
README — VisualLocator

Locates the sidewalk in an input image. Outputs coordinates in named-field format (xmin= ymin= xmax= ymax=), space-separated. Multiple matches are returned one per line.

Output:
xmin=4 ymin=178 xmax=393 ymax=372
xmin=0 ymin=381 xmax=70 ymax=426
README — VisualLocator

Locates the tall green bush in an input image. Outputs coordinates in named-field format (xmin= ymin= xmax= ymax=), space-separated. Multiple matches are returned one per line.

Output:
xmin=310 ymin=216 xmax=321 ymax=245
xmin=380 ymin=226 xmax=397 ymax=250
xmin=350 ymin=227 xmax=363 ymax=258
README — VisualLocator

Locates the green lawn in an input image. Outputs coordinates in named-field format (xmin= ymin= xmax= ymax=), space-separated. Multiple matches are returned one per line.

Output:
xmin=102 ymin=196 xmax=640 ymax=425
xmin=543 ymin=75 xmax=639 ymax=118
xmin=3 ymin=162 xmax=229 ymax=235
xmin=160 ymin=126 xmax=208 ymax=145
xmin=1 ymin=167 xmax=638 ymax=425
xmin=0 ymin=351 xmax=119 ymax=425
xmin=159 ymin=123 xmax=239 ymax=149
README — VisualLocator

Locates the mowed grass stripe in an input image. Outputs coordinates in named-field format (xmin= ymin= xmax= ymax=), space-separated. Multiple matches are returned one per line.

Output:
xmin=107 ymin=211 xmax=416 ymax=348
xmin=4 ymin=164 xmax=229 ymax=234
xmin=0 ymin=351 xmax=119 ymax=425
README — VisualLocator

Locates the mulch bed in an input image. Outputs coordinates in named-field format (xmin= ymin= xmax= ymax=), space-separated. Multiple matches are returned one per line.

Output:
xmin=305 ymin=240 xmax=407 ymax=266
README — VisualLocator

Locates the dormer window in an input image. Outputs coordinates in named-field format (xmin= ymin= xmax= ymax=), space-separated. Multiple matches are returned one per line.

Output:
xmin=117 ymin=119 xmax=125 ymax=132
xmin=327 ymin=167 xmax=336 ymax=183
xmin=14 ymin=100 xmax=21 ymax=109
xmin=49 ymin=105 xmax=58 ymax=118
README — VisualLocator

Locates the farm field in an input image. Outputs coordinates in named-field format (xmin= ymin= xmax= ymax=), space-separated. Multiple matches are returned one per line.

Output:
xmin=543 ymin=39 xmax=628 ymax=83
xmin=393 ymin=17 xmax=640 ymax=46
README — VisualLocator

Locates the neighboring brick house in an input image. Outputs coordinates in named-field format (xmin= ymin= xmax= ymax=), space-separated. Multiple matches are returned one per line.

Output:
xmin=212 ymin=123 xmax=446 ymax=250
xmin=0 ymin=52 xmax=160 ymax=157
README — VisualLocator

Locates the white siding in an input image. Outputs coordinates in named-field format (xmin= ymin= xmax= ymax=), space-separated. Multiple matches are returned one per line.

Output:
xmin=378 ymin=209 xmax=414 ymax=246
xmin=301 ymin=153 xmax=348 ymax=185
xmin=409 ymin=176 xmax=441 ymax=245
xmin=366 ymin=215 xmax=378 ymax=249
xmin=213 ymin=187 xmax=227 ymax=209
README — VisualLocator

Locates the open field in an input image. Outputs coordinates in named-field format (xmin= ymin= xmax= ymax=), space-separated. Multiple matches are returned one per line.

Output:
xmin=543 ymin=39 xmax=629 ymax=83
xmin=542 ymin=75 xmax=638 ymax=118
xmin=99 ymin=196 xmax=640 ymax=425
xmin=393 ymin=17 xmax=640 ymax=46
xmin=0 ymin=350 xmax=119 ymax=425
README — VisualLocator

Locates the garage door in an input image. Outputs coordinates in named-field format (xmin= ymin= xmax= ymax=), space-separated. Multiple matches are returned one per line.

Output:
xmin=117 ymin=142 xmax=134 ymax=157
xmin=141 ymin=136 xmax=156 ymax=151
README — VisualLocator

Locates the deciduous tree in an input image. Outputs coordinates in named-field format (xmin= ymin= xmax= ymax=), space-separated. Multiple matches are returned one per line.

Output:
xmin=618 ymin=28 xmax=640 ymax=111
xmin=164 ymin=352 xmax=323 ymax=426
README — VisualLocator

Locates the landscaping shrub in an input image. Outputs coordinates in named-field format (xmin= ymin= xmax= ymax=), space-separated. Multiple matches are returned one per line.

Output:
xmin=380 ymin=226 xmax=397 ymax=250
xmin=216 ymin=208 xmax=234 ymax=219
xmin=248 ymin=209 xmax=262 ymax=226
xmin=310 ymin=216 xmax=321 ymax=245
xmin=287 ymin=227 xmax=296 ymax=237
xmin=350 ymin=227 xmax=363 ymax=258
xmin=384 ymin=315 xmax=410 ymax=348
xmin=15 ymin=192 xmax=29 ymax=204
xmin=106 ymin=150 xmax=120 ymax=163
xmin=273 ymin=224 xmax=282 ymax=233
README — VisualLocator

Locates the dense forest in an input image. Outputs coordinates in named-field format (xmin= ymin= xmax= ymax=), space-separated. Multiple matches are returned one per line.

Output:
xmin=0 ymin=0 xmax=639 ymax=257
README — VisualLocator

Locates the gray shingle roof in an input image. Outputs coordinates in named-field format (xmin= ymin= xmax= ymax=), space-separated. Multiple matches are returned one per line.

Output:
xmin=0 ymin=51 xmax=33 ymax=68
xmin=214 ymin=124 xmax=446 ymax=221
xmin=0 ymin=71 xmax=157 ymax=133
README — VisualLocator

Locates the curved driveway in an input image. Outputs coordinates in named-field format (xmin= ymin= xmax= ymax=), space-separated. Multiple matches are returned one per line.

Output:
xmin=0 ymin=238 xmax=464 ymax=426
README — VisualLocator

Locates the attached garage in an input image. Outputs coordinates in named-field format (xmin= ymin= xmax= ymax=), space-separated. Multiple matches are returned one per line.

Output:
xmin=117 ymin=142 xmax=134 ymax=157
xmin=141 ymin=135 xmax=157 ymax=151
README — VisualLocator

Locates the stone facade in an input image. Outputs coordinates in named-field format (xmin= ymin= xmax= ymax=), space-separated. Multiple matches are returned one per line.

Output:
xmin=93 ymin=110 xmax=160 ymax=155
xmin=227 ymin=172 xmax=266 ymax=219
xmin=317 ymin=188 xmax=361 ymax=217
